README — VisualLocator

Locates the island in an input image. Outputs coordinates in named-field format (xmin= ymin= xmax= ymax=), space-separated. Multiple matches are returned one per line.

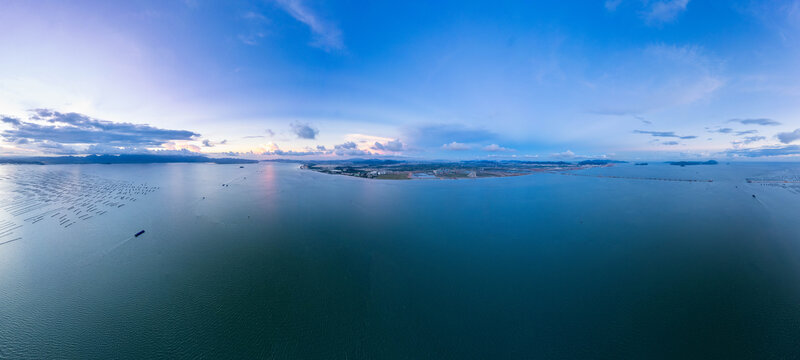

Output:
xmin=667 ymin=160 xmax=718 ymax=167
xmin=298 ymin=159 xmax=625 ymax=180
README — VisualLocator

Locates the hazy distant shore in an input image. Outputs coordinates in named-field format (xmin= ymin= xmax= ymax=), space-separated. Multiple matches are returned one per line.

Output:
xmin=0 ymin=154 xmax=257 ymax=165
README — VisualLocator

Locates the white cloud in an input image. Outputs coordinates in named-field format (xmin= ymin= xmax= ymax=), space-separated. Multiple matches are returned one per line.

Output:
xmin=441 ymin=142 xmax=471 ymax=151
xmin=257 ymin=141 xmax=323 ymax=156
xmin=645 ymin=0 xmax=690 ymax=25
xmin=483 ymin=144 xmax=514 ymax=152
xmin=551 ymin=150 xmax=576 ymax=158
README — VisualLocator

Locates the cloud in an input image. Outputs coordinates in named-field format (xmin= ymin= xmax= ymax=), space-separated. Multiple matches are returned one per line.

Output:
xmin=335 ymin=141 xmax=357 ymax=150
xmin=732 ymin=136 xmax=765 ymax=146
xmin=266 ymin=129 xmax=275 ymax=137
xmin=709 ymin=128 xmax=734 ymax=134
xmin=1 ymin=109 xmax=200 ymax=154
xmin=728 ymin=118 xmax=781 ymax=126
xmin=243 ymin=135 xmax=265 ymax=139
xmin=259 ymin=142 xmax=323 ymax=156
xmin=777 ymin=129 xmax=800 ymax=144
xmin=708 ymin=128 xmax=759 ymax=136
xmin=243 ymin=11 xmax=268 ymax=21
xmin=333 ymin=141 xmax=370 ymax=156
xmin=290 ymin=122 xmax=319 ymax=139
xmin=441 ymin=142 xmax=471 ymax=151
xmin=662 ymin=141 xmax=680 ymax=145
xmin=202 ymin=139 xmax=228 ymax=147
xmin=634 ymin=130 xmax=697 ymax=139
xmin=274 ymin=0 xmax=343 ymax=51
xmin=162 ymin=141 xmax=201 ymax=153
xmin=405 ymin=124 xmax=498 ymax=148
xmin=645 ymin=0 xmax=690 ymax=24
xmin=238 ymin=33 xmax=266 ymax=46
xmin=549 ymin=150 xmax=613 ymax=159
xmin=238 ymin=11 xmax=269 ymax=46
xmin=272 ymin=149 xmax=322 ymax=156
xmin=551 ymin=150 xmax=576 ymax=159
xmin=726 ymin=145 xmax=800 ymax=157
xmin=1 ymin=116 xmax=22 ymax=126
xmin=605 ymin=0 xmax=623 ymax=11
xmin=371 ymin=139 xmax=404 ymax=152
xmin=37 ymin=140 xmax=79 ymax=155
xmin=483 ymin=144 xmax=514 ymax=152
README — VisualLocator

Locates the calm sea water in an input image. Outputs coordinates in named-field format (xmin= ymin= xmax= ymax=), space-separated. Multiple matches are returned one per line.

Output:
xmin=1 ymin=162 xmax=800 ymax=358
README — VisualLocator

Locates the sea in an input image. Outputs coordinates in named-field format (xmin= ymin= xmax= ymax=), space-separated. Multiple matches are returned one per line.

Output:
xmin=1 ymin=161 xmax=799 ymax=359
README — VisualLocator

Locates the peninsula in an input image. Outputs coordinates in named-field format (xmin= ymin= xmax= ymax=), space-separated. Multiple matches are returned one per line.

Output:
xmin=298 ymin=159 xmax=624 ymax=179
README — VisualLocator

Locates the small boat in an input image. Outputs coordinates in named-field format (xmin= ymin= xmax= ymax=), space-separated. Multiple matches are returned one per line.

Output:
xmin=240 ymin=166 xmax=244 ymax=168
xmin=135 ymin=230 xmax=145 ymax=237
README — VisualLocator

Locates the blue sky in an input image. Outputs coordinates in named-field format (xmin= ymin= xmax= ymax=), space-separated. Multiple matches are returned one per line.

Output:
xmin=1 ymin=0 xmax=799 ymax=160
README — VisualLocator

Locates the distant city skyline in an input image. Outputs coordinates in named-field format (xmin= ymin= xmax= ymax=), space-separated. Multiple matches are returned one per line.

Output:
xmin=1 ymin=0 xmax=799 ymax=160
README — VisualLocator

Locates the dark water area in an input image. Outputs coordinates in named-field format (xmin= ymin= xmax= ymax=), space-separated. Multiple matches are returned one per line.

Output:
xmin=1 ymin=162 xmax=800 ymax=358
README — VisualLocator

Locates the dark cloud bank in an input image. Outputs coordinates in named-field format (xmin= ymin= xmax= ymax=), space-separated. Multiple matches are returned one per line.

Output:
xmin=0 ymin=109 xmax=252 ymax=164
xmin=777 ymin=129 xmax=800 ymax=144
xmin=1 ymin=109 xmax=199 ymax=154
xmin=290 ymin=122 xmax=318 ymax=139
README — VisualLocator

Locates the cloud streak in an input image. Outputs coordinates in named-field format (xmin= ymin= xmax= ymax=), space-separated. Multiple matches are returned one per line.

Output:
xmin=274 ymin=0 xmax=343 ymax=51
xmin=731 ymin=136 xmax=765 ymax=146
xmin=441 ymin=142 xmax=471 ymax=151
xmin=726 ymin=145 xmax=800 ymax=157
xmin=728 ymin=118 xmax=781 ymax=126
xmin=735 ymin=130 xmax=758 ymax=136
xmin=645 ymin=0 xmax=690 ymax=24
xmin=709 ymin=128 xmax=733 ymax=134
xmin=634 ymin=130 xmax=697 ymax=139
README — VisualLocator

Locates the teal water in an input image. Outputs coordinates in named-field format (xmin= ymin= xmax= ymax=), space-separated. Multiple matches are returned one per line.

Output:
xmin=1 ymin=162 xmax=800 ymax=358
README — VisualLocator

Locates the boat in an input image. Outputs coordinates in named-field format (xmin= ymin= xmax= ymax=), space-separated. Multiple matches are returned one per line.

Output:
xmin=135 ymin=230 xmax=145 ymax=237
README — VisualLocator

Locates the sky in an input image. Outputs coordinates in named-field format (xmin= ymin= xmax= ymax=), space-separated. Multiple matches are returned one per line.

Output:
xmin=1 ymin=0 xmax=799 ymax=160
